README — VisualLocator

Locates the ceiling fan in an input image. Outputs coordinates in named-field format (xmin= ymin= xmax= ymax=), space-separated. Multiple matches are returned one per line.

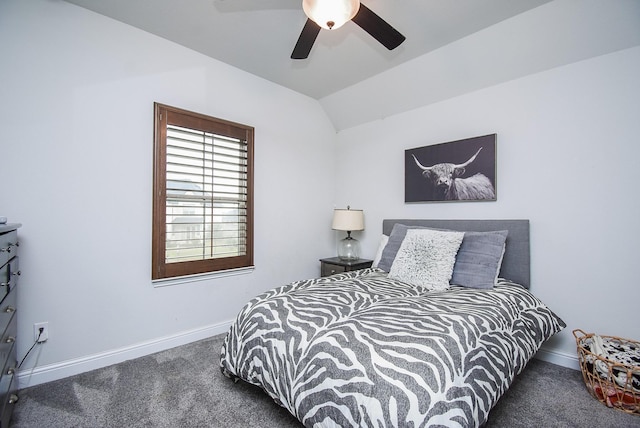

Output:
xmin=292 ymin=0 xmax=406 ymax=59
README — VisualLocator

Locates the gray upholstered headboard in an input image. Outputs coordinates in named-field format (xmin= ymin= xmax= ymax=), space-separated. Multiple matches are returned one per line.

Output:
xmin=382 ymin=219 xmax=530 ymax=289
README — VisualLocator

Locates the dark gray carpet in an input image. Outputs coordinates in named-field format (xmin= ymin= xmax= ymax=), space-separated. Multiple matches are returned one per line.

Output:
xmin=11 ymin=334 xmax=640 ymax=427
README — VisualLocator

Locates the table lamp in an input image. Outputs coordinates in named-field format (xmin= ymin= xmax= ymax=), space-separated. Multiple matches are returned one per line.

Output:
xmin=332 ymin=206 xmax=364 ymax=260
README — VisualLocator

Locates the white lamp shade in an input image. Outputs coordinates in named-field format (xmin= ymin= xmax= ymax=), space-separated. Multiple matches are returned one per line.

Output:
xmin=302 ymin=0 xmax=360 ymax=30
xmin=332 ymin=208 xmax=364 ymax=231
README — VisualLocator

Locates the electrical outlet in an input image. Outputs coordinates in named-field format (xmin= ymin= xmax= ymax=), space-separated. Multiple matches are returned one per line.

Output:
xmin=34 ymin=322 xmax=49 ymax=343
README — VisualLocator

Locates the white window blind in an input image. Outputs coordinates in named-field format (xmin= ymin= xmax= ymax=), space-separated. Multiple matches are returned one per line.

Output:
xmin=153 ymin=103 xmax=253 ymax=280
xmin=164 ymin=124 xmax=248 ymax=264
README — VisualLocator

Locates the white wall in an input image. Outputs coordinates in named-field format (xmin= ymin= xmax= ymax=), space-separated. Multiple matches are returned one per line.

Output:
xmin=0 ymin=0 xmax=336 ymax=385
xmin=334 ymin=46 xmax=640 ymax=367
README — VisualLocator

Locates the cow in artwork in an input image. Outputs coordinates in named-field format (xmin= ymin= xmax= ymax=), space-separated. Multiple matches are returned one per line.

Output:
xmin=412 ymin=147 xmax=495 ymax=201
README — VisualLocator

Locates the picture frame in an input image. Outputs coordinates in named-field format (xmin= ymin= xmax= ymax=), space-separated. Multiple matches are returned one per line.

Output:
xmin=405 ymin=134 xmax=497 ymax=203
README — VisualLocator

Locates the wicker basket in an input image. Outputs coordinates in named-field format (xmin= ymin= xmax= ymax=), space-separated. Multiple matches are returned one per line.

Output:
xmin=573 ymin=329 xmax=640 ymax=415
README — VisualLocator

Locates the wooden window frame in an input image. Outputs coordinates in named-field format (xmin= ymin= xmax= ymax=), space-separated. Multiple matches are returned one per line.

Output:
xmin=152 ymin=103 xmax=254 ymax=280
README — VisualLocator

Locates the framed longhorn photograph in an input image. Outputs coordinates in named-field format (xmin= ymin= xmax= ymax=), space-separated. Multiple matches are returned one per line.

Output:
xmin=405 ymin=134 xmax=497 ymax=203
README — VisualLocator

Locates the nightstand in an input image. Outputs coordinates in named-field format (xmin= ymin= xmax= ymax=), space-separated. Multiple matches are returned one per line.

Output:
xmin=320 ymin=257 xmax=373 ymax=277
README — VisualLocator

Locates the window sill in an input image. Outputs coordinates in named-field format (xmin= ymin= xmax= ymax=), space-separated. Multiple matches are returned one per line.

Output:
xmin=152 ymin=265 xmax=255 ymax=288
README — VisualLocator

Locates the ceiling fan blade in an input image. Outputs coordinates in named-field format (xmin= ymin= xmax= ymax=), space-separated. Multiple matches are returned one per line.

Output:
xmin=291 ymin=19 xmax=321 ymax=59
xmin=351 ymin=3 xmax=405 ymax=50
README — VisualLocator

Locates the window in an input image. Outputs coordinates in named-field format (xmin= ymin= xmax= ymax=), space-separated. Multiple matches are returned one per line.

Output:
xmin=152 ymin=103 xmax=254 ymax=280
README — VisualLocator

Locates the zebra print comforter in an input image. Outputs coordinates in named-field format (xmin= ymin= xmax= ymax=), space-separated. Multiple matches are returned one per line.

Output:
xmin=220 ymin=268 xmax=565 ymax=427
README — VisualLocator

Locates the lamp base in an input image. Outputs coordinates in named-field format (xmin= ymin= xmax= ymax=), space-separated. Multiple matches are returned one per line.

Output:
xmin=337 ymin=236 xmax=360 ymax=261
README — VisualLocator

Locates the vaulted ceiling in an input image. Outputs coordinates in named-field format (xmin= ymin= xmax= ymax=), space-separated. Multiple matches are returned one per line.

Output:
xmin=63 ymin=0 xmax=552 ymax=99
xmin=62 ymin=0 xmax=640 ymax=131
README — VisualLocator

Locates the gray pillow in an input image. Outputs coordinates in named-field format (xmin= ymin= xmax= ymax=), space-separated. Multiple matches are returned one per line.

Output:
xmin=377 ymin=224 xmax=420 ymax=272
xmin=450 ymin=230 xmax=508 ymax=289
xmin=377 ymin=224 xmax=508 ymax=289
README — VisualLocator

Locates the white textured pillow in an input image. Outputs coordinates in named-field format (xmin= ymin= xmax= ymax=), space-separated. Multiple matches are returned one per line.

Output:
xmin=388 ymin=228 xmax=464 ymax=291
xmin=371 ymin=234 xmax=389 ymax=268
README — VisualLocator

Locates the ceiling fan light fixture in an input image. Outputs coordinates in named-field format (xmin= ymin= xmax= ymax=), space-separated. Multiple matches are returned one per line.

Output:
xmin=302 ymin=0 xmax=360 ymax=30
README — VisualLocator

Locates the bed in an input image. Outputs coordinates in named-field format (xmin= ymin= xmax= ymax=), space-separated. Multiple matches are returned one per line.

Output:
xmin=220 ymin=219 xmax=565 ymax=427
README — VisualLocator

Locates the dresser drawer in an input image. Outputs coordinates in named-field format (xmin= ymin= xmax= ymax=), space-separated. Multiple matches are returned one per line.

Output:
xmin=0 ymin=307 xmax=16 ymax=356
xmin=0 ymin=232 xmax=18 ymax=270
xmin=0 ymin=312 xmax=16 ymax=409
xmin=0 ymin=376 xmax=17 ymax=428
xmin=321 ymin=262 xmax=347 ymax=277
xmin=0 ymin=257 xmax=18 ymax=306
xmin=0 ymin=291 xmax=16 ymax=341
xmin=320 ymin=258 xmax=373 ymax=277
xmin=0 ymin=341 xmax=16 ymax=401
xmin=0 ymin=339 xmax=17 ymax=428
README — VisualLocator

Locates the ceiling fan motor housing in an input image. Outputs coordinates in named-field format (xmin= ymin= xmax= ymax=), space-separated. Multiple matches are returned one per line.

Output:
xmin=292 ymin=0 xmax=405 ymax=60
xmin=302 ymin=0 xmax=360 ymax=30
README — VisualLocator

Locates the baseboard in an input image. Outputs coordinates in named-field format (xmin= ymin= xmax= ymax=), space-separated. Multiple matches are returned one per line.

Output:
xmin=17 ymin=320 xmax=233 ymax=388
xmin=17 ymin=322 xmax=581 ymax=388
xmin=534 ymin=345 xmax=580 ymax=371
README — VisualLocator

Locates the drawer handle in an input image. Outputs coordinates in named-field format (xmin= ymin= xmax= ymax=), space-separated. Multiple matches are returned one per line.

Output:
xmin=4 ymin=336 xmax=15 ymax=344
xmin=6 ymin=367 xmax=15 ymax=376
xmin=3 ymin=306 xmax=15 ymax=313
xmin=12 ymin=270 xmax=21 ymax=277
xmin=0 ymin=242 xmax=18 ymax=253
xmin=8 ymin=394 xmax=18 ymax=404
xmin=0 ymin=281 xmax=10 ymax=287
